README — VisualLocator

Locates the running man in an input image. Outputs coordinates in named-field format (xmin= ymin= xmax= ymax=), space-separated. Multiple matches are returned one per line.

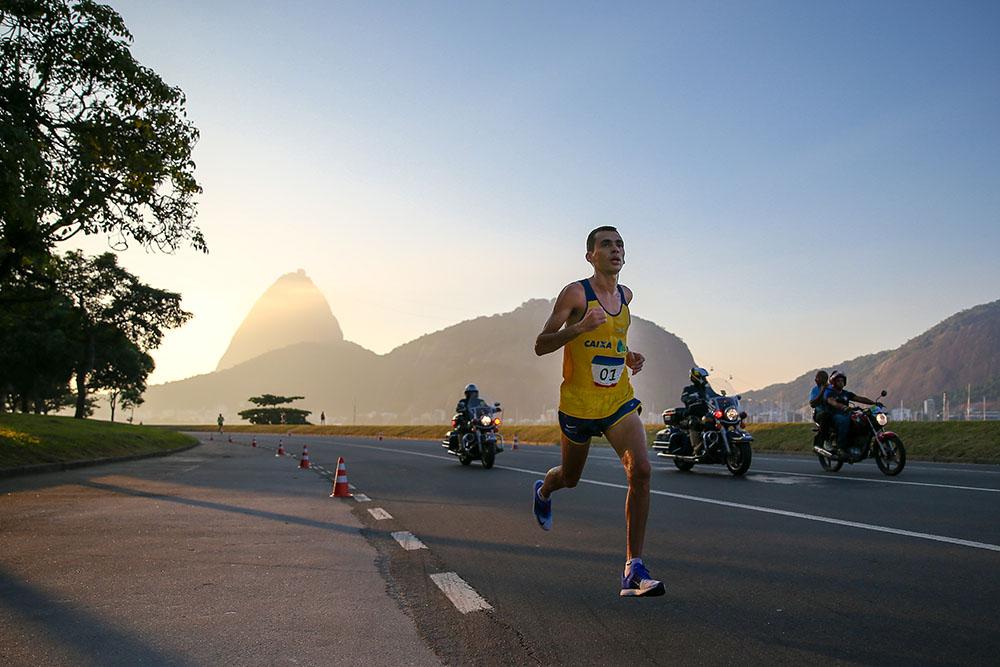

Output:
xmin=532 ymin=226 xmax=664 ymax=597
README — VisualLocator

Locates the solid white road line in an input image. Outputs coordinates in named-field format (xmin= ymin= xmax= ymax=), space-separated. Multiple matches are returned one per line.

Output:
xmin=354 ymin=493 xmax=371 ymax=502
xmin=368 ymin=507 xmax=393 ymax=520
xmin=429 ymin=572 xmax=493 ymax=613
xmin=752 ymin=468 xmax=1000 ymax=493
xmin=391 ymin=531 xmax=427 ymax=551
xmin=326 ymin=440 xmax=1000 ymax=553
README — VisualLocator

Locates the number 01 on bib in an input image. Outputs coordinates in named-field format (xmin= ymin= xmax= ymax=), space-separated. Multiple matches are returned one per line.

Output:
xmin=591 ymin=355 xmax=625 ymax=387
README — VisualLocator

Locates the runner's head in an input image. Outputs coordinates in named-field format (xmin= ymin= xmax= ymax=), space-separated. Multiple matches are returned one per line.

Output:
xmin=586 ymin=226 xmax=624 ymax=273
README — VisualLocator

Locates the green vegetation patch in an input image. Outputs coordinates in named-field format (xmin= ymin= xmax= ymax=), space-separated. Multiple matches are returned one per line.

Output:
xmin=0 ymin=414 xmax=197 ymax=470
xmin=743 ymin=422 xmax=1000 ymax=464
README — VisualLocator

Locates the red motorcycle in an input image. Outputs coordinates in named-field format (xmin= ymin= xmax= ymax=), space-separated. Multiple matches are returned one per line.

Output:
xmin=813 ymin=390 xmax=906 ymax=476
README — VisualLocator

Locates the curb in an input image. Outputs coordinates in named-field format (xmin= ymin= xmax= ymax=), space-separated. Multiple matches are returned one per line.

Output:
xmin=0 ymin=439 xmax=203 ymax=479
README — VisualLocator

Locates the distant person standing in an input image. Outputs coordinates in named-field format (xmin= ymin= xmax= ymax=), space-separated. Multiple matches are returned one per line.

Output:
xmin=532 ymin=226 xmax=663 ymax=598
xmin=217 ymin=413 xmax=224 ymax=432
xmin=320 ymin=411 xmax=326 ymax=426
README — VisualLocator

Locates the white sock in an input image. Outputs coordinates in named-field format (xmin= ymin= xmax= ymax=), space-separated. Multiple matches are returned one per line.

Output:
xmin=537 ymin=486 xmax=548 ymax=501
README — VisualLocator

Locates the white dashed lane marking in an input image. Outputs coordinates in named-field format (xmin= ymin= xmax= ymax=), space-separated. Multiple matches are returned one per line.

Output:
xmin=391 ymin=531 xmax=427 ymax=551
xmin=430 ymin=572 xmax=493 ymax=613
xmin=368 ymin=507 xmax=393 ymax=520
xmin=354 ymin=493 xmax=371 ymax=502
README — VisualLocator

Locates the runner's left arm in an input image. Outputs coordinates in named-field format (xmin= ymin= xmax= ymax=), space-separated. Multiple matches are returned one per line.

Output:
xmin=620 ymin=286 xmax=644 ymax=374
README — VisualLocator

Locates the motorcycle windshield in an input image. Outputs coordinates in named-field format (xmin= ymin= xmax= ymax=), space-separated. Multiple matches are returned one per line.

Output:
xmin=711 ymin=397 xmax=739 ymax=411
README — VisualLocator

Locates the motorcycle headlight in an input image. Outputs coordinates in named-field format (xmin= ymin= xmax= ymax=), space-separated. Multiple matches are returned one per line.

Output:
xmin=876 ymin=413 xmax=888 ymax=426
xmin=725 ymin=408 xmax=739 ymax=421
xmin=480 ymin=415 xmax=492 ymax=426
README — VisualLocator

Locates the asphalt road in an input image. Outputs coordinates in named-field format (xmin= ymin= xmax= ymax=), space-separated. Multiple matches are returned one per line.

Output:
xmin=3 ymin=433 xmax=999 ymax=665
xmin=0 ymin=437 xmax=438 ymax=667
xmin=249 ymin=433 xmax=1000 ymax=666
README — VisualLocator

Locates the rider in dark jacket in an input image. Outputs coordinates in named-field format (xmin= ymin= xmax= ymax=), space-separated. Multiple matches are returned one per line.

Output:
xmin=451 ymin=384 xmax=488 ymax=449
xmin=681 ymin=367 xmax=720 ymax=455
xmin=825 ymin=371 xmax=880 ymax=451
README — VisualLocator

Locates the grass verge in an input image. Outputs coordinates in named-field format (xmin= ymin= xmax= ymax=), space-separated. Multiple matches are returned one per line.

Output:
xmin=0 ymin=413 xmax=197 ymax=471
xmin=177 ymin=421 xmax=1000 ymax=464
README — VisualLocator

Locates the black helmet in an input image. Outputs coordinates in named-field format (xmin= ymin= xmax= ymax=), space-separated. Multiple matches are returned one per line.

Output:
xmin=690 ymin=367 xmax=709 ymax=386
xmin=464 ymin=383 xmax=479 ymax=396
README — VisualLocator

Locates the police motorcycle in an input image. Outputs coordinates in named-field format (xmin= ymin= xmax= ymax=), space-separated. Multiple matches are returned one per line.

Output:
xmin=813 ymin=390 xmax=905 ymax=476
xmin=442 ymin=402 xmax=504 ymax=469
xmin=652 ymin=392 xmax=754 ymax=476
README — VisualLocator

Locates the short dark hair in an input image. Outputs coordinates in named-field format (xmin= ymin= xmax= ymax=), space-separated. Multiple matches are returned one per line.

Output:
xmin=586 ymin=226 xmax=619 ymax=252
xmin=815 ymin=370 xmax=829 ymax=383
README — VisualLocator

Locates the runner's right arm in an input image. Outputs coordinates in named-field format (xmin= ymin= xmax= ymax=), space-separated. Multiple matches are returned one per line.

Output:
xmin=534 ymin=283 xmax=605 ymax=356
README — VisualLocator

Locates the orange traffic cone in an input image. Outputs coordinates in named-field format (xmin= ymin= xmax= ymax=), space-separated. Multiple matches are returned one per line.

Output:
xmin=299 ymin=444 xmax=310 ymax=469
xmin=276 ymin=439 xmax=285 ymax=456
xmin=330 ymin=457 xmax=352 ymax=497
xmin=378 ymin=432 xmax=383 ymax=441
xmin=251 ymin=437 xmax=257 ymax=448
xmin=513 ymin=434 xmax=519 ymax=450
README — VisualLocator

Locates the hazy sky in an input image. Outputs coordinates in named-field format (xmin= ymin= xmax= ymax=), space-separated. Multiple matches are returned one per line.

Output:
xmin=73 ymin=0 xmax=1000 ymax=391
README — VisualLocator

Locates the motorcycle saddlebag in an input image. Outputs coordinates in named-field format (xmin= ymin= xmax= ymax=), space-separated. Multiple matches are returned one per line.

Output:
xmin=662 ymin=407 xmax=688 ymax=426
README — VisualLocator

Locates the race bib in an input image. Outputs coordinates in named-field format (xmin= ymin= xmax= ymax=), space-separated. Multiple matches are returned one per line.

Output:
xmin=591 ymin=355 xmax=625 ymax=388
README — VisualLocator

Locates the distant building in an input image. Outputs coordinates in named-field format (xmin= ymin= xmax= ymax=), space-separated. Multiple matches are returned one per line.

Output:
xmin=890 ymin=407 xmax=913 ymax=421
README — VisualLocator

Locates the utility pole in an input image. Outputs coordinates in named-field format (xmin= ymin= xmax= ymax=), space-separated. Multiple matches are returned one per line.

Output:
xmin=353 ymin=397 xmax=357 ymax=425
xmin=967 ymin=384 xmax=971 ymax=421
xmin=943 ymin=392 xmax=948 ymax=421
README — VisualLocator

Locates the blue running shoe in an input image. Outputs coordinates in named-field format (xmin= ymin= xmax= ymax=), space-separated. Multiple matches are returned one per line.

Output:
xmin=620 ymin=560 xmax=665 ymax=597
xmin=533 ymin=480 xmax=552 ymax=531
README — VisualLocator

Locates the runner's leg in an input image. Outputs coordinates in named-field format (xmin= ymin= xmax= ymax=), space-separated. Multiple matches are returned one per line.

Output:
xmin=539 ymin=435 xmax=590 ymax=498
xmin=605 ymin=411 xmax=651 ymax=561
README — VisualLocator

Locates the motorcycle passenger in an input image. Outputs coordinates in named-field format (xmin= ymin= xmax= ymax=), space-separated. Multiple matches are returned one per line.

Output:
xmin=681 ymin=367 xmax=721 ymax=455
xmin=826 ymin=371 xmax=880 ymax=451
xmin=809 ymin=370 xmax=831 ymax=447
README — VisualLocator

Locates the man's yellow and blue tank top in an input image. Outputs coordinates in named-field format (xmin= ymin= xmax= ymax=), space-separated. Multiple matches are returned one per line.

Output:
xmin=559 ymin=279 xmax=636 ymax=419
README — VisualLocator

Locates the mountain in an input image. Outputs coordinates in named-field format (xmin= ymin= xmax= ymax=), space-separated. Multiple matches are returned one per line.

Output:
xmin=137 ymin=288 xmax=697 ymax=424
xmin=215 ymin=270 xmax=343 ymax=371
xmin=744 ymin=299 xmax=1000 ymax=414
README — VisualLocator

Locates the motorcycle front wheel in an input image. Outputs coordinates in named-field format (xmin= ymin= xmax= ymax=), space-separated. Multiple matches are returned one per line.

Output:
xmin=725 ymin=443 xmax=752 ymax=476
xmin=874 ymin=435 xmax=906 ymax=476
xmin=818 ymin=452 xmax=844 ymax=472
xmin=481 ymin=441 xmax=496 ymax=469
xmin=673 ymin=458 xmax=695 ymax=471
xmin=458 ymin=453 xmax=472 ymax=466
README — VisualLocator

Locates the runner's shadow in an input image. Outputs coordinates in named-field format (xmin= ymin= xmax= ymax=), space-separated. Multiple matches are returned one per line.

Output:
xmin=78 ymin=480 xmax=359 ymax=535
xmin=0 ymin=566 xmax=192 ymax=666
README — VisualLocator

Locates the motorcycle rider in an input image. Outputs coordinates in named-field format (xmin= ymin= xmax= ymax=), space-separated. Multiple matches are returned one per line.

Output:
xmin=451 ymin=383 xmax=488 ymax=450
xmin=825 ymin=371 xmax=880 ymax=452
xmin=681 ymin=367 xmax=721 ymax=455
xmin=809 ymin=370 xmax=831 ymax=448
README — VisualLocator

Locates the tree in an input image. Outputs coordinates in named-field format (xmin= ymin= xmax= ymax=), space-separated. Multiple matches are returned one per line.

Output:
xmin=248 ymin=394 xmax=305 ymax=407
xmin=55 ymin=250 xmax=190 ymax=418
xmin=0 ymin=0 xmax=205 ymax=286
xmin=88 ymin=328 xmax=153 ymax=422
xmin=239 ymin=394 xmax=311 ymax=425
xmin=0 ymin=282 xmax=76 ymax=412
